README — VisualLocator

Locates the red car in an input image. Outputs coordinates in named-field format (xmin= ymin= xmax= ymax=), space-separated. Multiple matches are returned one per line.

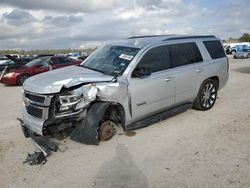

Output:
xmin=0 ymin=56 xmax=81 ymax=86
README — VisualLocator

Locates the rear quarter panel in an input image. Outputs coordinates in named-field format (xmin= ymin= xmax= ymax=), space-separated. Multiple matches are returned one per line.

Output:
xmin=197 ymin=40 xmax=229 ymax=92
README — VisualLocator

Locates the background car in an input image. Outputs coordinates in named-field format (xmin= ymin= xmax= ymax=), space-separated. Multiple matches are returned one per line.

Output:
xmin=0 ymin=55 xmax=9 ymax=64
xmin=0 ymin=56 xmax=81 ymax=86
xmin=0 ymin=57 xmax=32 ymax=72
xmin=233 ymin=48 xmax=250 ymax=59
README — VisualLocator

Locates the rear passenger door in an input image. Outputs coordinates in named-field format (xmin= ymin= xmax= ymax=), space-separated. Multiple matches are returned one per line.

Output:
xmin=129 ymin=45 xmax=175 ymax=122
xmin=168 ymin=42 xmax=206 ymax=104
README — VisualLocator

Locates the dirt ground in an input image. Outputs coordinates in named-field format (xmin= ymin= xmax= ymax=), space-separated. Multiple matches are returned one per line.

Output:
xmin=0 ymin=56 xmax=250 ymax=188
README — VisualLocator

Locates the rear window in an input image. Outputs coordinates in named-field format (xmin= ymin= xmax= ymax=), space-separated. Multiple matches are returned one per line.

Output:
xmin=203 ymin=40 xmax=225 ymax=59
xmin=170 ymin=42 xmax=203 ymax=68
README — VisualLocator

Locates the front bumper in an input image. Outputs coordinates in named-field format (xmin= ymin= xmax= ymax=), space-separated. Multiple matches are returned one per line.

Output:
xmin=19 ymin=119 xmax=58 ymax=157
xmin=22 ymin=107 xmax=46 ymax=135
xmin=0 ymin=75 xmax=18 ymax=85
xmin=22 ymin=105 xmax=87 ymax=136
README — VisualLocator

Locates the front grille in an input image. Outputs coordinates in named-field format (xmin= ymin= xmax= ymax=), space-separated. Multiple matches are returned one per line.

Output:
xmin=25 ymin=93 xmax=45 ymax=103
xmin=23 ymin=91 xmax=53 ymax=119
xmin=26 ymin=105 xmax=43 ymax=118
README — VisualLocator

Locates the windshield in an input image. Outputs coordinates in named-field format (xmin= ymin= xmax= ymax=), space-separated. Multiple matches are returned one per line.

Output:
xmin=25 ymin=57 xmax=51 ymax=67
xmin=0 ymin=60 xmax=10 ymax=65
xmin=2 ymin=60 xmax=15 ymax=65
xmin=81 ymin=45 xmax=140 ymax=76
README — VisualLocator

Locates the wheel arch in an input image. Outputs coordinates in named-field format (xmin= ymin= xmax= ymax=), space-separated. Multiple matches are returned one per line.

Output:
xmin=208 ymin=76 xmax=219 ymax=89
xmin=103 ymin=102 xmax=126 ymax=129
xmin=16 ymin=73 xmax=31 ymax=85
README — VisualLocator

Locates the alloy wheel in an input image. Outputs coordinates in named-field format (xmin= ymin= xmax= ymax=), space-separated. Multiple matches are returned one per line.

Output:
xmin=201 ymin=83 xmax=216 ymax=108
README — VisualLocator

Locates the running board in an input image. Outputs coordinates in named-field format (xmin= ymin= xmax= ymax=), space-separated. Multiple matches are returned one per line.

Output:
xmin=125 ymin=103 xmax=193 ymax=131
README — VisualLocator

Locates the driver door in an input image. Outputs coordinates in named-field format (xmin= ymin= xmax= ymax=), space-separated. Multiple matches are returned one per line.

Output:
xmin=33 ymin=61 xmax=49 ymax=75
xmin=129 ymin=45 xmax=175 ymax=122
xmin=52 ymin=57 xmax=72 ymax=69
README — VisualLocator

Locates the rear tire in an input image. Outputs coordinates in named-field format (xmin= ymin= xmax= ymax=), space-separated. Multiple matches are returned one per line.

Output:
xmin=193 ymin=79 xmax=218 ymax=111
xmin=17 ymin=74 xmax=29 ymax=86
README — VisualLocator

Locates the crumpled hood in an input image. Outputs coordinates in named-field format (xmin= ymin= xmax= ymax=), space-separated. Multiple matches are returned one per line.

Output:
xmin=23 ymin=66 xmax=114 ymax=94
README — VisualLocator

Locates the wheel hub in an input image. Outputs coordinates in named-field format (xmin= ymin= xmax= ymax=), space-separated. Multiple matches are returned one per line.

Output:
xmin=203 ymin=92 xmax=210 ymax=99
xmin=99 ymin=121 xmax=116 ymax=141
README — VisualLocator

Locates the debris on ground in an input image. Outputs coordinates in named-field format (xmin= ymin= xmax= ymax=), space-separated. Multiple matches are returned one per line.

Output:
xmin=118 ymin=131 xmax=137 ymax=137
xmin=23 ymin=151 xmax=47 ymax=165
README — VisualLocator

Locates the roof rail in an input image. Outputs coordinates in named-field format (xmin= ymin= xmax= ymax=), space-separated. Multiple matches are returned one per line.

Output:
xmin=164 ymin=35 xmax=216 ymax=41
xmin=128 ymin=35 xmax=174 ymax=39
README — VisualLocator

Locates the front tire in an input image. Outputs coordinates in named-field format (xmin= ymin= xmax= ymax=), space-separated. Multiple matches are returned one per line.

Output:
xmin=17 ymin=74 xmax=29 ymax=86
xmin=193 ymin=79 xmax=218 ymax=111
xmin=99 ymin=120 xmax=116 ymax=141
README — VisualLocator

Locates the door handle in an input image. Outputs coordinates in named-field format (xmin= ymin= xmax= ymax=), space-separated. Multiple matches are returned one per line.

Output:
xmin=165 ymin=77 xmax=173 ymax=82
xmin=196 ymin=69 xmax=204 ymax=73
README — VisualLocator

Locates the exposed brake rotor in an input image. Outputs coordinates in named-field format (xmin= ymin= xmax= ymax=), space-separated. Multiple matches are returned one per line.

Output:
xmin=99 ymin=121 xmax=117 ymax=141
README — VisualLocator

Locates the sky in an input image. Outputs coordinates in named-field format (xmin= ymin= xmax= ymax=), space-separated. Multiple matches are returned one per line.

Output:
xmin=0 ymin=0 xmax=249 ymax=50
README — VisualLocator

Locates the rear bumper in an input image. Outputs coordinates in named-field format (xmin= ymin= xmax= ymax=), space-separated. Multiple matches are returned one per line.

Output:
xmin=219 ymin=72 xmax=229 ymax=91
xmin=234 ymin=53 xmax=248 ymax=59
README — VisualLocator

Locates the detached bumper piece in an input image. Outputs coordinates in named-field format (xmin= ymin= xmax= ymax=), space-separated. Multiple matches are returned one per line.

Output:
xmin=23 ymin=151 xmax=47 ymax=165
xmin=18 ymin=118 xmax=58 ymax=165
xmin=70 ymin=102 xmax=110 ymax=145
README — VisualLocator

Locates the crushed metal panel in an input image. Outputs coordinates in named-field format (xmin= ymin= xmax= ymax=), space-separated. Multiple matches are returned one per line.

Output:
xmin=96 ymin=79 xmax=128 ymax=103
xmin=23 ymin=66 xmax=114 ymax=94
xmin=70 ymin=102 xmax=110 ymax=145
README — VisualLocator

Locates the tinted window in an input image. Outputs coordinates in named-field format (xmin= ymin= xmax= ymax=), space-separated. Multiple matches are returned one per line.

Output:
xmin=53 ymin=57 xmax=68 ymax=64
xmin=203 ymin=40 xmax=225 ymax=59
xmin=37 ymin=61 xmax=49 ymax=68
xmin=25 ymin=57 xmax=51 ymax=67
xmin=170 ymin=42 xmax=203 ymax=68
xmin=137 ymin=46 xmax=171 ymax=73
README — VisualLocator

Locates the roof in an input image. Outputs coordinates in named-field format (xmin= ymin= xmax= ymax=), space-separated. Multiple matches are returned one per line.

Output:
xmin=112 ymin=35 xmax=217 ymax=49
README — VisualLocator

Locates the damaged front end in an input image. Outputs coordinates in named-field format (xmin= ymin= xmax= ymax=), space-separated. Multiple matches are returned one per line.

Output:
xmin=20 ymin=81 xmax=122 ymax=163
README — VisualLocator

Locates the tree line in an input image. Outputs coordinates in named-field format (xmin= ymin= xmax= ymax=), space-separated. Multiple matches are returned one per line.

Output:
xmin=1 ymin=33 xmax=250 ymax=55
xmin=0 ymin=48 xmax=97 ymax=56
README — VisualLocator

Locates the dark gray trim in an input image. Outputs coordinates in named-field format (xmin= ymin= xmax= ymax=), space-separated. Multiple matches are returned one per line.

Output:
xmin=125 ymin=103 xmax=193 ymax=131
xmin=128 ymin=35 xmax=216 ymax=40
xmin=164 ymin=35 xmax=216 ymax=41
xmin=128 ymin=35 xmax=173 ymax=39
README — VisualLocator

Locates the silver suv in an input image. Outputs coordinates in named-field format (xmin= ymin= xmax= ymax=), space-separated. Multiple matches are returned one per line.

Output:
xmin=20 ymin=35 xmax=229 ymax=148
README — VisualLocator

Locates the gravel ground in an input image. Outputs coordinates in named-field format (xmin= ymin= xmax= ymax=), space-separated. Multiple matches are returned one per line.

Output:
xmin=0 ymin=56 xmax=250 ymax=188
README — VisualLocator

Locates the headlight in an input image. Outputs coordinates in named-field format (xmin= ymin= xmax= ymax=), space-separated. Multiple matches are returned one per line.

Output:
xmin=4 ymin=72 xmax=15 ymax=78
xmin=58 ymin=94 xmax=83 ymax=113
xmin=59 ymin=94 xmax=83 ymax=106
xmin=56 ymin=84 xmax=98 ymax=114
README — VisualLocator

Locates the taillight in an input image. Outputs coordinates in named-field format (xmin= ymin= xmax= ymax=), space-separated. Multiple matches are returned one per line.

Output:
xmin=226 ymin=56 xmax=229 ymax=72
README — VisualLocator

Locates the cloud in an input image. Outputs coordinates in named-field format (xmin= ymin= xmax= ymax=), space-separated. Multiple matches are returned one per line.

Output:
xmin=2 ymin=8 xmax=35 ymax=25
xmin=0 ymin=0 xmax=249 ymax=50
xmin=0 ymin=0 xmax=119 ymax=13
xmin=43 ymin=15 xmax=83 ymax=27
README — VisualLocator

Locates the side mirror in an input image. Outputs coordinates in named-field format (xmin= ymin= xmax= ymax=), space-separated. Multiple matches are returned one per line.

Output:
xmin=132 ymin=67 xmax=151 ymax=78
